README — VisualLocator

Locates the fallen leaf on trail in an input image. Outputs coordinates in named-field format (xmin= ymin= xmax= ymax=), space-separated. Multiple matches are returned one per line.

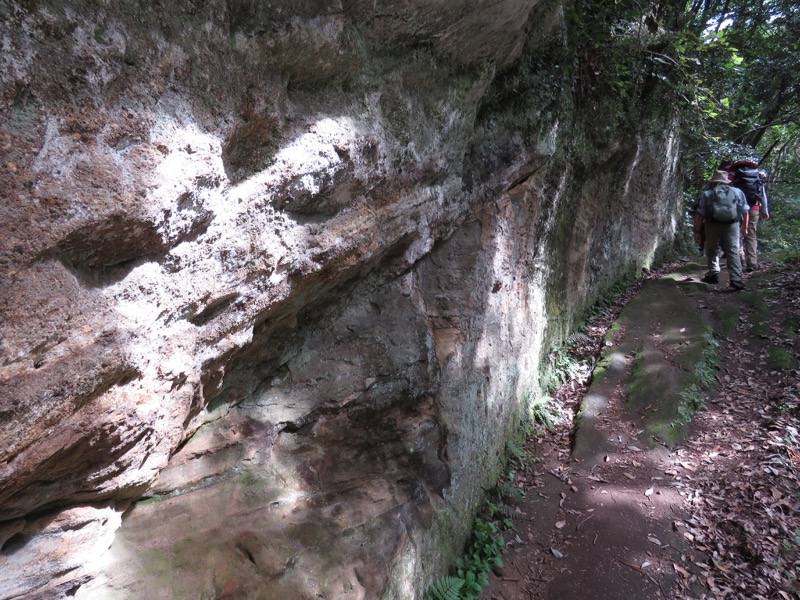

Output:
xmin=623 ymin=472 xmax=635 ymax=479
xmin=641 ymin=561 xmax=651 ymax=569
xmin=647 ymin=536 xmax=661 ymax=545
xmin=551 ymin=548 xmax=564 ymax=559
xmin=555 ymin=520 xmax=566 ymax=529
xmin=645 ymin=485 xmax=654 ymax=496
xmin=673 ymin=563 xmax=690 ymax=577
xmin=586 ymin=475 xmax=608 ymax=482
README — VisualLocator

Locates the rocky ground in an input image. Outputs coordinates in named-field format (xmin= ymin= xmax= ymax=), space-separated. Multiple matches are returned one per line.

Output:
xmin=482 ymin=255 xmax=800 ymax=600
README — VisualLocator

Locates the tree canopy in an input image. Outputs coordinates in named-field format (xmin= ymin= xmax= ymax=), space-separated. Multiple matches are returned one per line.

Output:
xmin=673 ymin=0 xmax=799 ymax=154
xmin=649 ymin=0 xmax=800 ymax=252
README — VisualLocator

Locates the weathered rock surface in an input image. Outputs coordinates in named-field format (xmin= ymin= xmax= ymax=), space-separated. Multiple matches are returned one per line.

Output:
xmin=0 ymin=0 xmax=681 ymax=598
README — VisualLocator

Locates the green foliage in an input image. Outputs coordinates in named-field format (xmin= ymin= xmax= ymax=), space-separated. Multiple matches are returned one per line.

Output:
xmin=137 ymin=493 xmax=168 ymax=506
xmin=503 ymin=438 xmax=531 ymax=471
xmin=666 ymin=0 xmax=800 ymax=258
xmin=423 ymin=514 xmax=505 ymax=600
xmin=561 ymin=0 xmax=670 ymax=131
xmin=760 ymin=179 xmax=800 ymax=263
xmin=424 ymin=576 xmax=463 ymax=600
xmin=767 ymin=347 xmax=797 ymax=370
xmin=424 ymin=435 xmax=533 ymax=599
xmin=675 ymin=384 xmax=706 ymax=427
xmin=455 ymin=518 xmax=505 ymax=597
xmin=541 ymin=346 xmax=589 ymax=395
xmin=695 ymin=332 xmax=719 ymax=388
xmin=490 ymin=481 xmax=525 ymax=504
xmin=238 ymin=469 xmax=256 ymax=486
xmin=528 ymin=395 xmax=560 ymax=429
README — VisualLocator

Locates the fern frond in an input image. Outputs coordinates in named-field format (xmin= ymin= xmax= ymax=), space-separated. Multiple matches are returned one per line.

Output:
xmin=567 ymin=331 xmax=590 ymax=345
xmin=427 ymin=575 xmax=464 ymax=600
xmin=497 ymin=503 xmax=525 ymax=520
xmin=492 ymin=481 xmax=525 ymax=502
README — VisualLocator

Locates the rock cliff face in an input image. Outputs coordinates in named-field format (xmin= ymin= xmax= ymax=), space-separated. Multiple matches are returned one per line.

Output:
xmin=0 ymin=1 xmax=681 ymax=598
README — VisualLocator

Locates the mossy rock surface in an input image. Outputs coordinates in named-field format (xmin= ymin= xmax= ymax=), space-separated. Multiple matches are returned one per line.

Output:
xmin=574 ymin=274 xmax=715 ymax=455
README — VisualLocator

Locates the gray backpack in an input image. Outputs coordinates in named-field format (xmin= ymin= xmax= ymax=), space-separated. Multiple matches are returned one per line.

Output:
xmin=710 ymin=185 xmax=738 ymax=223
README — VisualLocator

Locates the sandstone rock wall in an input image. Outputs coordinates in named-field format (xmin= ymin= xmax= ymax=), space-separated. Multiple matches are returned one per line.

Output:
xmin=0 ymin=1 xmax=681 ymax=598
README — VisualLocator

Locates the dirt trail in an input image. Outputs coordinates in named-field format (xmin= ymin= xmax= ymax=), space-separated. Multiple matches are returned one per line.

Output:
xmin=483 ymin=257 xmax=800 ymax=600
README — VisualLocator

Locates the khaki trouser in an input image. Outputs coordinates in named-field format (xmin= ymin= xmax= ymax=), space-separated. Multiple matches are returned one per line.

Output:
xmin=741 ymin=208 xmax=760 ymax=270
xmin=705 ymin=221 xmax=744 ymax=286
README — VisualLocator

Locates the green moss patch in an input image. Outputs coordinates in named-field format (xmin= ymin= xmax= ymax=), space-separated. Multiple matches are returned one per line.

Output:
xmin=714 ymin=303 xmax=740 ymax=338
xmin=767 ymin=347 xmax=797 ymax=370
xmin=610 ymin=278 xmax=717 ymax=447
xmin=739 ymin=290 xmax=769 ymax=313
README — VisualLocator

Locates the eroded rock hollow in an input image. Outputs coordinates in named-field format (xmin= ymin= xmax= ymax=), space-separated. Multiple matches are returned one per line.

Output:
xmin=0 ymin=1 xmax=680 ymax=598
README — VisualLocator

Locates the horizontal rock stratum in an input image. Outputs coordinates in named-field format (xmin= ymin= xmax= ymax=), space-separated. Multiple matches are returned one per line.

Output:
xmin=0 ymin=1 xmax=681 ymax=598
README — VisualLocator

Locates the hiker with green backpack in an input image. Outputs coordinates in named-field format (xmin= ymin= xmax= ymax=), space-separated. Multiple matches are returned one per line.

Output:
xmin=693 ymin=170 xmax=750 ymax=291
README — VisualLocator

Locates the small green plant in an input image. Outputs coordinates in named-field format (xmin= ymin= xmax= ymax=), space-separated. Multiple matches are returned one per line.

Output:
xmin=424 ymin=435 xmax=531 ymax=599
xmin=490 ymin=481 xmax=525 ymax=504
xmin=137 ymin=493 xmax=169 ymax=506
xmin=695 ymin=332 xmax=719 ymax=387
xmin=423 ymin=515 xmax=505 ymax=600
xmin=542 ymin=348 xmax=584 ymax=392
xmin=675 ymin=384 xmax=706 ymax=427
xmin=503 ymin=438 xmax=535 ymax=471
xmin=425 ymin=576 xmax=463 ymax=600
xmin=455 ymin=518 xmax=505 ymax=597
xmin=672 ymin=330 xmax=718 ymax=428
xmin=528 ymin=395 xmax=561 ymax=428
xmin=238 ymin=469 xmax=256 ymax=486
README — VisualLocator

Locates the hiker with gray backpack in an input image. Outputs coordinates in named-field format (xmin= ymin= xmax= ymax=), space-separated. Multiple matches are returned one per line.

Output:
xmin=693 ymin=170 xmax=750 ymax=291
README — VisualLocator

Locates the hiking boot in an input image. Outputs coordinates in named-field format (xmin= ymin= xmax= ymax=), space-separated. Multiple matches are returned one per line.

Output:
xmin=730 ymin=281 xmax=746 ymax=291
xmin=701 ymin=274 xmax=719 ymax=284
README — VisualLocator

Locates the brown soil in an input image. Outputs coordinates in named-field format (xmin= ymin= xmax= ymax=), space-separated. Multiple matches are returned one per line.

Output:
xmin=482 ymin=257 xmax=800 ymax=600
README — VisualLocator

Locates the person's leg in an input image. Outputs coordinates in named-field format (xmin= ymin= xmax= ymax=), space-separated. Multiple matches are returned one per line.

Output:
xmin=721 ymin=223 xmax=745 ymax=288
xmin=703 ymin=222 xmax=722 ymax=282
xmin=744 ymin=209 xmax=760 ymax=270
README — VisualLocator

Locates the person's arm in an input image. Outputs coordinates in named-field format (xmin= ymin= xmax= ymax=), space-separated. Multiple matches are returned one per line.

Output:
xmin=737 ymin=188 xmax=749 ymax=235
xmin=761 ymin=184 xmax=770 ymax=220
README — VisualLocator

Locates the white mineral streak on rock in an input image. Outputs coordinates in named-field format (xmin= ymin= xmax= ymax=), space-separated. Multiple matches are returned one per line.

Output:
xmin=0 ymin=505 xmax=122 ymax=600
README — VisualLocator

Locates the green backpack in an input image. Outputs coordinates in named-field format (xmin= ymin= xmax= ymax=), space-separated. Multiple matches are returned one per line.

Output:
xmin=710 ymin=185 xmax=738 ymax=223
